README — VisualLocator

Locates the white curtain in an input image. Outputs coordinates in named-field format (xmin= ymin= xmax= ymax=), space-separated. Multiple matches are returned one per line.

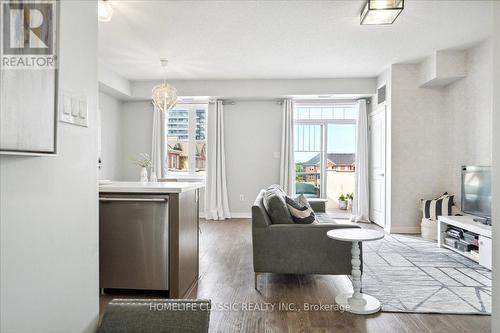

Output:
xmin=150 ymin=105 xmax=164 ymax=181
xmin=205 ymin=100 xmax=231 ymax=220
xmin=279 ymin=99 xmax=296 ymax=196
xmin=351 ymin=99 xmax=370 ymax=222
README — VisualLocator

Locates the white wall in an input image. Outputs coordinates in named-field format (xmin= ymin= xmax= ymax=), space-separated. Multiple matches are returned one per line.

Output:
xmin=99 ymin=92 xmax=123 ymax=180
xmin=120 ymin=101 xmax=154 ymax=181
xmin=131 ymin=78 xmax=376 ymax=100
xmin=0 ymin=2 xmax=99 ymax=332
xmin=491 ymin=3 xmax=500 ymax=332
xmin=375 ymin=41 xmax=493 ymax=234
xmin=389 ymin=64 xmax=449 ymax=233
xmin=117 ymin=100 xmax=281 ymax=217
xmin=224 ymin=101 xmax=282 ymax=215
xmin=445 ymin=41 xmax=493 ymax=202
xmin=98 ymin=60 xmax=132 ymax=98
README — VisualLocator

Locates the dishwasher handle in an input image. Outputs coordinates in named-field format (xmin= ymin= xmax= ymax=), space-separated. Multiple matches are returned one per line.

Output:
xmin=99 ymin=197 xmax=168 ymax=203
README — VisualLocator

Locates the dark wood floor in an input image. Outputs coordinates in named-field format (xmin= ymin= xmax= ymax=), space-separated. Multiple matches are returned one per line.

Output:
xmin=100 ymin=218 xmax=491 ymax=333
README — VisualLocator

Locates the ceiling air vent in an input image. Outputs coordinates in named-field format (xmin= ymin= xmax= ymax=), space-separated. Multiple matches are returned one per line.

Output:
xmin=377 ymin=85 xmax=386 ymax=104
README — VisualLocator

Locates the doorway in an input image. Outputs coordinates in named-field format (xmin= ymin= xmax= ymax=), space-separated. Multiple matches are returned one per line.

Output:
xmin=293 ymin=102 xmax=358 ymax=216
xmin=369 ymin=105 xmax=386 ymax=227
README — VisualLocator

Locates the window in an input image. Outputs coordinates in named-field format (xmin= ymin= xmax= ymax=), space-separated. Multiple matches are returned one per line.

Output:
xmin=294 ymin=104 xmax=358 ymax=121
xmin=165 ymin=104 xmax=207 ymax=176
xmin=293 ymin=102 xmax=358 ymax=214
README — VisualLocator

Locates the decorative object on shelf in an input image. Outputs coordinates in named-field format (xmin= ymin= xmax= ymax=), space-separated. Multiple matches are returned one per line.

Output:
xmin=140 ymin=167 xmax=148 ymax=182
xmin=98 ymin=0 xmax=113 ymax=22
xmin=152 ymin=59 xmax=178 ymax=112
xmin=1 ymin=0 xmax=59 ymax=155
xmin=338 ymin=194 xmax=348 ymax=210
xmin=360 ymin=0 xmax=404 ymax=25
xmin=346 ymin=192 xmax=354 ymax=210
xmin=132 ymin=153 xmax=151 ymax=182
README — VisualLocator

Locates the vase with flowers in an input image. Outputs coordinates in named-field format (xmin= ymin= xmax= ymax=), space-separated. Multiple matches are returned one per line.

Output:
xmin=131 ymin=153 xmax=151 ymax=182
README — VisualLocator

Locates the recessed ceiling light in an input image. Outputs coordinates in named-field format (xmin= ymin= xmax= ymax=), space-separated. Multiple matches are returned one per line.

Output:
xmin=360 ymin=0 xmax=404 ymax=25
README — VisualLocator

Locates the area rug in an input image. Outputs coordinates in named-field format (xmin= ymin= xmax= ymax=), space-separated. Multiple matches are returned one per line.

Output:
xmin=361 ymin=233 xmax=491 ymax=314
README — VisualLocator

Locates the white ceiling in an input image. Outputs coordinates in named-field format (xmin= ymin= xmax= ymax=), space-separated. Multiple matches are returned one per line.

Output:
xmin=98 ymin=0 xmax=493 ymax=80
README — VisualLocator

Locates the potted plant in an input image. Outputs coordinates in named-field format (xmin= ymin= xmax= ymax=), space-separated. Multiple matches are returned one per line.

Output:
xmin=131 ymin=153 xmax=152 ymax=182
xmin=346 ymin=193 xmax=354 ymax=210
xmin=338 ymin=194 xmax=348 ymax=210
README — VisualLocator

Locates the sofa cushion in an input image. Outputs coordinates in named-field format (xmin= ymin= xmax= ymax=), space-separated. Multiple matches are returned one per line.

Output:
xmin=285 ymin=195 xmax=315 ymax=224
xmin=263 ymin=185 xmax=294 ymax=224
xmin=315 ymin=213 xmax=350 ymax=225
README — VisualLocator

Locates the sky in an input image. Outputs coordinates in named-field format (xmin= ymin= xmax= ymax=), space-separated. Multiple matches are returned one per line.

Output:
xmin=294 ymin=124 xmax=356 ymax=163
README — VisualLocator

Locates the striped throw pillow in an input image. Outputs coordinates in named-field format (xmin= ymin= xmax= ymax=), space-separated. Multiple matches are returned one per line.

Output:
xmin=285 ymin=195 xmax=315 ymax=224
xmin=421 ymin=193 xmax=454 ymax=220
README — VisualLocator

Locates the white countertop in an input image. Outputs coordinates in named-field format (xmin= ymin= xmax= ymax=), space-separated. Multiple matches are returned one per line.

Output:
xmin=99 ymin=181 xmax=204 ymax=194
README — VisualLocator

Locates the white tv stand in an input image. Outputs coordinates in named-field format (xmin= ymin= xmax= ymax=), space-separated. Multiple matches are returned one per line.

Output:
xmin=437 ymin=215 xmax=492 ymax=269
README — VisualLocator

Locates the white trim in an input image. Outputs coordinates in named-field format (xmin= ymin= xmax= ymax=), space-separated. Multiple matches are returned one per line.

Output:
xmin=295 ymin=119 xmax=356 ymax=125
xmin=165 ymin=103 xmax=208 ymax=176
xmin=294 ymin=99 xmax=359 ymax=106
xmin=389 ymin=226 xmax=421 ymax=234
xmin=229 ymin=212 xmax=252 ymax=219
xmin=0 ymin=151 xmax=58 ymax=157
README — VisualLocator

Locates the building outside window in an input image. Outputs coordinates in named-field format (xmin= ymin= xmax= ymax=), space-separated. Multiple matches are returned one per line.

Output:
xmin=165 ymin=104 xmax=207 ymax=176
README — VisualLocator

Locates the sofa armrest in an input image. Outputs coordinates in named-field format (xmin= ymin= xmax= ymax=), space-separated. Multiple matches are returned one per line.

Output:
xmin=252 ymin=222 xmax=361 ymax=275
xmin=267 ymin=222 xmax=358 ymax=231
xmin=306 ymin=198 xmax=328 ymax=213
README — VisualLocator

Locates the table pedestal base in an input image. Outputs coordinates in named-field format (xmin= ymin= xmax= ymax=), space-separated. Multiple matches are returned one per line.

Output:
xmin=335 ymin=293 xmax=381 ymax=315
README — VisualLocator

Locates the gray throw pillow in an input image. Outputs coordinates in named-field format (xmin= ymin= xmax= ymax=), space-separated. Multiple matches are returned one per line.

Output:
xmin=263 ymin=185 xmax=294 ymax=224
xmin=285 ymin=194 xmax=316 ymax=224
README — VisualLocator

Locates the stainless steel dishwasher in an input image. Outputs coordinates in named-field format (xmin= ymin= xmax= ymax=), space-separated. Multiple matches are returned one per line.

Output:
xmin=99 ymin=193 xmax=169 ymax=291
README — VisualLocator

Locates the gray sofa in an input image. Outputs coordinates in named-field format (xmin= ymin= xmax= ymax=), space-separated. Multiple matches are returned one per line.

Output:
xmin=252 ymin=189 xmax=361 ymax=288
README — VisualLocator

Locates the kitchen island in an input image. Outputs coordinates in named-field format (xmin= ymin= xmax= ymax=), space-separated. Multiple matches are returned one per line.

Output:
xmin=99 ymin=181 xmax=204 ymax=298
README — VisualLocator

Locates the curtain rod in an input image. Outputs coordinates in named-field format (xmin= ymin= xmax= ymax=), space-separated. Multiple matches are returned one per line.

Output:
xmin=293 ymin=98 xmax=368 ymax=105
xmin=208 ymin=100 xmax=235 ymax=105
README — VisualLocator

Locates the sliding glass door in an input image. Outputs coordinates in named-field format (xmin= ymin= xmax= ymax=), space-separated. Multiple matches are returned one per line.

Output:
xmin=294 ymin=124 xmax=322 ymax=198
xmin=294 ymin=102 xmax=357 ymax=213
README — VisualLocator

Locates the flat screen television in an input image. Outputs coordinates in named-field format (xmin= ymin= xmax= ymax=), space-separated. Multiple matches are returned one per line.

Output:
xmin=461 ymin=166 xmax=491 ymax=219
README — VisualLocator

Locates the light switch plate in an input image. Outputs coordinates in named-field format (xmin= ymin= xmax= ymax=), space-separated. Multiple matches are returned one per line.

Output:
xmin=62 ymin=93 xmax=71 ymax=115
xmin=78 ymin=99 xmax=87 ymax=119
xmin=59 ymin=90 xmax=88 ymax=127
xmin=70 ymin=97 xmax=79 ymax=117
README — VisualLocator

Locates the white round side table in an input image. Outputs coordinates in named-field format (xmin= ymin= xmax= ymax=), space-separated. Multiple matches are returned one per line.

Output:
xmin=327 ymin=228 xmax=384 ymax=315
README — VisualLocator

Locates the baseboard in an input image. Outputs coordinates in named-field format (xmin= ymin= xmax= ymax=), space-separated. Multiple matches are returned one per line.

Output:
xmin=201 ymin=212 xmax=251 ymax=220
xmin=230 ymin=212 xmax=252 ymax=219
xmin=389 ymin=226 xmax=421 ymax=234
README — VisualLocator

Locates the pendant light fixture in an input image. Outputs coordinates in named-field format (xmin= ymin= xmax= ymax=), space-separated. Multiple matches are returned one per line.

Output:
xmin=152 ymin=59 xmax=178 ymax=112
xmin=360 ymin=0 xmax=404 ymax=25
xmin=98 ymin=0 xmax=113 ymax=22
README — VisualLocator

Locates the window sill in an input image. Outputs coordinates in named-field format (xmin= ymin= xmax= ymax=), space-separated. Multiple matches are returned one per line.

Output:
xmin=160 ymin=174 xmax=206 ymax=182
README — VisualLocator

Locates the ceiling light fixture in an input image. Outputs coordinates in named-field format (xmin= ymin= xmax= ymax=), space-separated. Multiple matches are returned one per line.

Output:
xmin=152 ymin=60 xmax=178 ymax=112
xmin=360 ymin=0 xmax=404 ymax=25
xmin=98 ymin=0 xmax=113 ymax=22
